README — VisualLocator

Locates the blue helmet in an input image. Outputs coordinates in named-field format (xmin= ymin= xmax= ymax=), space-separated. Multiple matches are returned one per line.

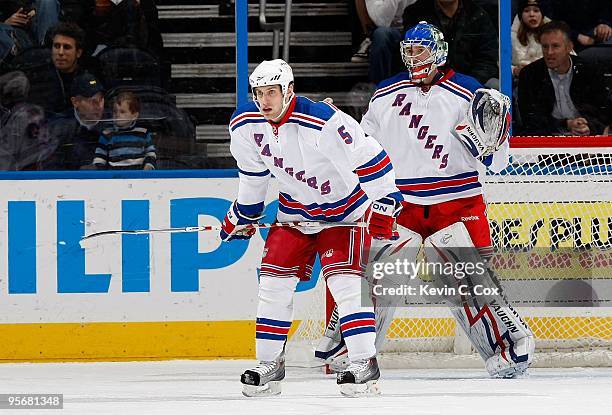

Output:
xmin=400 ymin=21 xmax=448 ymax=81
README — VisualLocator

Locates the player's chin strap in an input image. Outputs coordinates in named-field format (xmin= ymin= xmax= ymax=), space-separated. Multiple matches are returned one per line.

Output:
xmin=80 ymin=220 xmax=368 ymax=243
xmin=253 ymin=92 xmax=295 ymax=121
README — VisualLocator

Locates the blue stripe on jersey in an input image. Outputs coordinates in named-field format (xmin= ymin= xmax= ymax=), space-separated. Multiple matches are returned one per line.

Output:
xmin=439 ymin=83 xmax=472 ymax=102
xmin=238 ymin=168 xmax=270 ymax=177
xmin=448 ymin=72 xmax=482 ymax=94
xmin=281 ymin=184 xmax=361 ymax=210
xmin=359 ymin=163 xmax=393 ymax=183
xmin=376 ymin=71 xmax=410 ymax=89
xmin=395 ymin=171 xmax=479 ymax=185
xmin=279 ymin=193 xmax=369 ymax=221
xmin=230 ymin=101 xmax=259 ymax=120
xmin=293 ymin=96 xmax=336 ymax=122
xmin=286 ymin=119 xmax=323 ymax=131
xmin=230 ymin=118 xmax=267 ymax=132
xmin=400 ymin=182 xmax=482 ymax=197
xmin=371 ymin=83 xmax=417 ymax=102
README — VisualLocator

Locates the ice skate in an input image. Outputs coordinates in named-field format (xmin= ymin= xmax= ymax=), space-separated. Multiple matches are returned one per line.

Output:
xmin=241 ymin=355 xmax=285 ymax=397
xmin=336 ymin=356 xmax=381 ymax=397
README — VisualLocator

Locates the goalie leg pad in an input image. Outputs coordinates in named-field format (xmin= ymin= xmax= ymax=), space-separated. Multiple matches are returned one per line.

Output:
xmin=368 ymin=226 xmax=422 ymax=351
xmin=256 ymin=276 xmax=300 ymax=362
xmin=424 ymin=222 xmax=534 ymax=376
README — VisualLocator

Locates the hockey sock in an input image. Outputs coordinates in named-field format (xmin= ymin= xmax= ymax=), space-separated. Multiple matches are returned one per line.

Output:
xmin=327 ymin=275 xmax=376 ymax=361
xmin=255 ymin=276 xmax=299 ymax=362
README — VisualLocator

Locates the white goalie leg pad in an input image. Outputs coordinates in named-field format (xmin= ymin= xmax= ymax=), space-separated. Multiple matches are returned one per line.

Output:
xmin=424 ymin=222 xmax=534 ymax=377
xmin=368 ymin=226 xmax=422 ymax=351
xmin=327 ymin=275 xmax=376 ymax=361
xmin=256 ymin=276 xmax=300 ymax=362
xmin=315 ymin=226 xmax=422 ymax=370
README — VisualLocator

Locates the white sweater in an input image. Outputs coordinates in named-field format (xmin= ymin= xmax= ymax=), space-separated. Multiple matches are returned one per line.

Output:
xmin=511 ymin=15 xmax=551 ymax=69
xmin=365 ymin=0 xmax=416 ymax=28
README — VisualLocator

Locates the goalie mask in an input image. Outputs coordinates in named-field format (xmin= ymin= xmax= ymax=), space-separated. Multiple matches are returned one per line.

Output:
xmin=400 ymin=22 xmax=448 ymax=82
xmin=249 ymin=59 xmax=294 ymax=119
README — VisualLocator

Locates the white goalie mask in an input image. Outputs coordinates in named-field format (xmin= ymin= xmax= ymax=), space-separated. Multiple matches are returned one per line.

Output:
xmin=249 ymin=59 xmax=295 ymax=118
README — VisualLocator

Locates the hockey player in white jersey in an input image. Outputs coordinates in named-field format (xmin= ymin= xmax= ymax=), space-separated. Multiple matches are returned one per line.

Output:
xmin=318 ymin=22 xmax=534 ymax=378
xmin=221 ymin=59 xmax=404 ymax=397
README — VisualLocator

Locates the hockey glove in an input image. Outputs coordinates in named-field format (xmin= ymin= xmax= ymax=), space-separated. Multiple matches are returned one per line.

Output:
xmin=220 ymin=201 xmax=264 ymax=242
xmin=366 ymin=196 xmax=402 ymax=240
xmin=453 ymin=88 xmax=511 ymax=159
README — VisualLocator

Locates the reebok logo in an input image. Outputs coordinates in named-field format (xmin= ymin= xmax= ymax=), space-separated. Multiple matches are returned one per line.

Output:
xmin=441 ymin=234 xmax=452 ymax=244
xmin=323 ymin=249 xmax=334 ymax=258
xmin=461 ymin=216 xmax=480 ymax=221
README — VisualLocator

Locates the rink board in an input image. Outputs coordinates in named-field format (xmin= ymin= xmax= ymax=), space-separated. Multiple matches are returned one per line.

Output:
xmin=0 ymin=172 xmax=609 ymax=361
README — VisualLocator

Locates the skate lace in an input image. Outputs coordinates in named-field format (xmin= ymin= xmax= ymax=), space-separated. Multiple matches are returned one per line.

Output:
xmin=254 ymin=361 xmax=277 ymax=375
xmin=346 ymin=358 xmax=369 ymax=374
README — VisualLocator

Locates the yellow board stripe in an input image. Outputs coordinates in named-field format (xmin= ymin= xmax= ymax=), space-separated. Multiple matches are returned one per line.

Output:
xmin=0 ymin=317 xmax=608 ymax=362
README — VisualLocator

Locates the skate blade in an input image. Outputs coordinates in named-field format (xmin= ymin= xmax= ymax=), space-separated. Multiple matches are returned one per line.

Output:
xmin=242 ymin=381 xmax=282 ymax=397
xmin=339 ymin=380 xmax=381 ymax=397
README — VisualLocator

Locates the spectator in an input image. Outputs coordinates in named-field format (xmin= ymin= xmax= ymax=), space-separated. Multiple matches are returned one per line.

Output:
xmin=44 ymin=72 xmax=105 ymax=169
xmin=93 ymin=91 xmax=156 ymax=170
xmin=550 ymin=1 xmax=611 ymax=52
xmin=0 ymin=70 xmax=55 ymax=170
xmin=402 ymin=0 xmax=499 ymax=87
xmin=0 ymin=1 xmax=60 ymax=47
xmin=518 ymin=21 xmax=610 ymax=136
xmin=86 ymin=0 xmax=149 ymax=56
xmin=352 ymin=1 xmax=416 ymax=85
xmin=27 ymin=22 xmax=90 ymax=115
xmin=511 ymin=0 xmax=550 ymax=78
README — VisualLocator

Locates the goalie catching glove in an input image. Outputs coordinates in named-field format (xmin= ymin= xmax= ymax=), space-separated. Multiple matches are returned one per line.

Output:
xmin=365 ymin=195 xmax=403 ymax=240
xmin=220 ymin=201 xmax=265 ymax=242
xmin=454 ymin=88 xmax=511 ymax=159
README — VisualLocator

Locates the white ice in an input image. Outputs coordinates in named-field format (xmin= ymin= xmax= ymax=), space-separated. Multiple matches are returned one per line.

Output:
xmin=1 ymin=360 xmax=611 ymax=415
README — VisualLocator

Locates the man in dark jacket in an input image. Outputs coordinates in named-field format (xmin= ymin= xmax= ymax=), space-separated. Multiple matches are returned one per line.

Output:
xmin=402 ymin=0 xmax=498 ymax=86
xmin=518 ymin=21 xmax=610 ymax=136
xmin=44 ymin=72 xmax=105 ymax=170
xmin=27 ymin=21 xmax=90 ymax=115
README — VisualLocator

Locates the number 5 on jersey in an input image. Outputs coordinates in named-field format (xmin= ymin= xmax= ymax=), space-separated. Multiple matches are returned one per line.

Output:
xmin=337 ymin=125 xmax=353 ymax=144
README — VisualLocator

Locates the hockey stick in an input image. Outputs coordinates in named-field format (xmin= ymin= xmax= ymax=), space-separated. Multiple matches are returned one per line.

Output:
xmin=81 ymin=221 xmax=368 ymax=242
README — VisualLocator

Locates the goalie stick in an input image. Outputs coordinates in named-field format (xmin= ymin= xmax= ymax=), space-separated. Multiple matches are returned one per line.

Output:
xmin=81 ymin=221 xmax=368 ymax=242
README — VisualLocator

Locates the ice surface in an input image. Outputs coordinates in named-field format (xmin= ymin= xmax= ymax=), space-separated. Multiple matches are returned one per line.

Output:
xmin=1 ymin=360 xmax=610 ymax=415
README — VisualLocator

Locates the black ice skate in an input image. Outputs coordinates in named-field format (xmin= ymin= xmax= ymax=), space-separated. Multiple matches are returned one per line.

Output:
xmin=241 ymin=355 xmax=285 ymax=397
xmin=336 ymin=356 xmax=381 ymax=397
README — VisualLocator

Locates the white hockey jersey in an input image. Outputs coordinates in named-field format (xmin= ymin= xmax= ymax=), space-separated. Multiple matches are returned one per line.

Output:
xmin=229 ymin=95 xmax=402 ymax=225
xmin=361 ymin=70 xmax=510 ymax=205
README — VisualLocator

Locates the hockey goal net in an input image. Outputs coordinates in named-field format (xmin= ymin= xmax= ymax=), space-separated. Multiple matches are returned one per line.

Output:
xmin=288 ymin=136 xmax=612 ymax=368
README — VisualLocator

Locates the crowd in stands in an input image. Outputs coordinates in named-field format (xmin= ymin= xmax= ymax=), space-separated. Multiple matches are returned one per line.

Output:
xmin=0 ymin=0 xmax=195 ymax=172
xmin=350 ymin=0 xmax=611 ymax=136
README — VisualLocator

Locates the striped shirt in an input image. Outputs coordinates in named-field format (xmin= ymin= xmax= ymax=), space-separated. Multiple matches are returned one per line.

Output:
xmin=93 ymin=123 xmax=157 ymax=170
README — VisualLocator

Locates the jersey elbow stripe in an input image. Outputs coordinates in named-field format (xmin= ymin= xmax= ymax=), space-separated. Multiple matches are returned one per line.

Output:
xmin=238 ymin=168 xmax=271 ymax=177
